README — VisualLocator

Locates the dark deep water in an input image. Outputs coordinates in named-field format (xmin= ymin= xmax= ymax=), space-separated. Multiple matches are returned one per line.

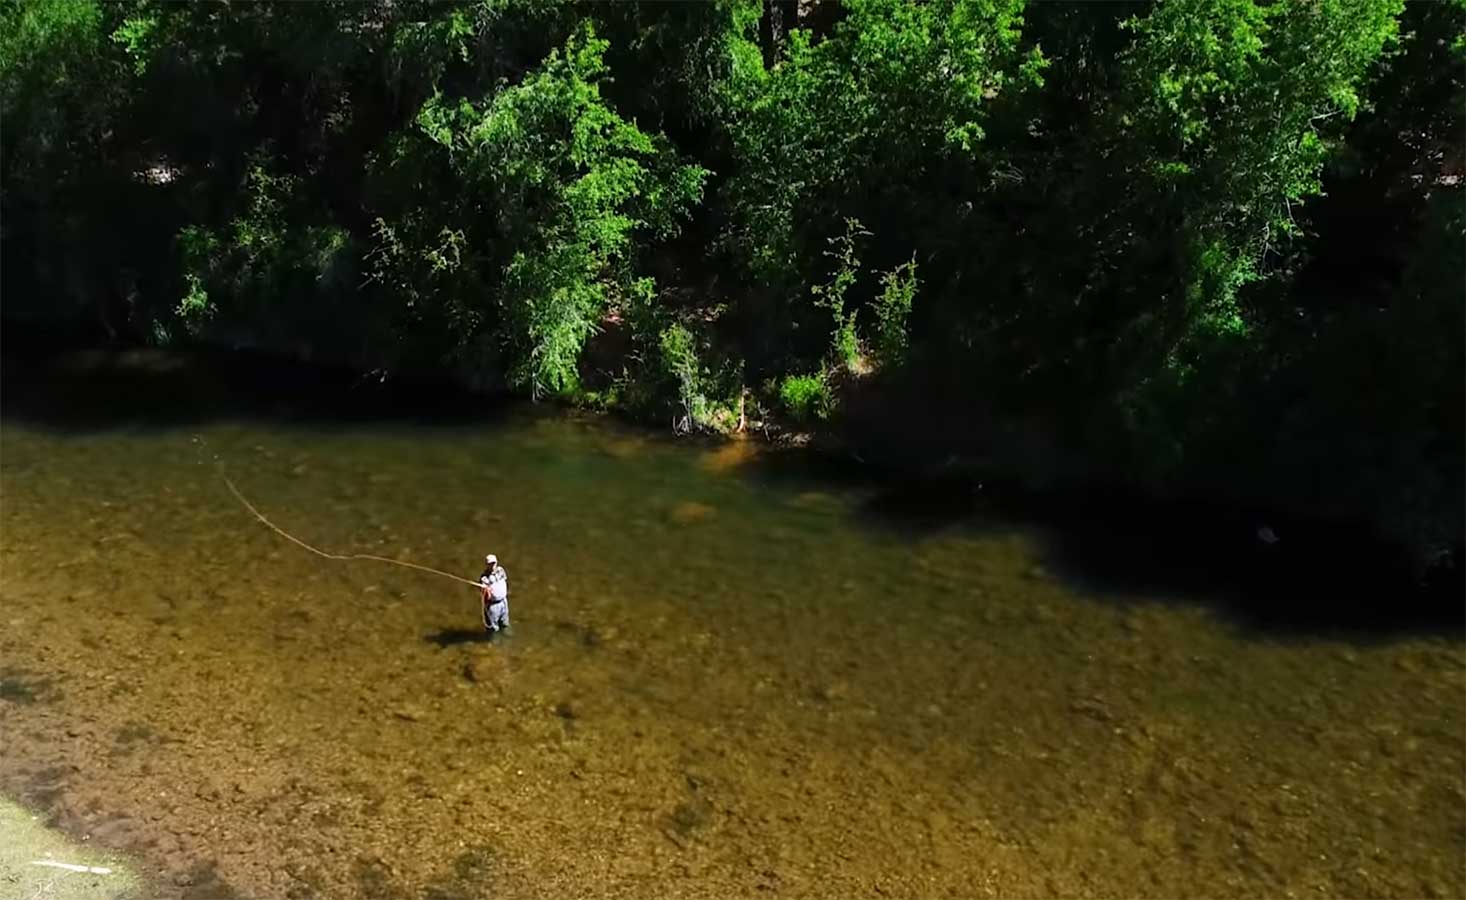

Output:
xmin=2 ymin=336 xmax=1462 ymax=898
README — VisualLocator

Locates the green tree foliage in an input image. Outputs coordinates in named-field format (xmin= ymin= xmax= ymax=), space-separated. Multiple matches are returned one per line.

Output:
xmin=590 ymin=0 xmax=764 ymax=133
xmin=0 ymin=0 xmax=129 ymax=329
xmin=1 ymin=0 xmax=1459 ymax=567
xmin=1226 ymin=0 xmax=1466 ymax=568
xmin=1121 ymin=0 xmax=1405 ymax=350
xmin=386 ymin=24 xmax=706 ymax=395
xmin=722 ymin=0 xmax=1042 ymax=285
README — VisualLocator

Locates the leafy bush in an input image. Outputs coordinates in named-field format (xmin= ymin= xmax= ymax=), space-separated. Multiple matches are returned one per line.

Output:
xmin=779 ymin=373 xmax=832 ymax=424
xmin=810 ymin=218 xmax=869 ymax=370
xmin=720 ymin=0 xmax=1041 ymax=285
xmin=658 ymin=322 xmax=708 ymax=426
xmin=874 ymin=255 xmax=918 ymax=369
xmin=382 ymin=22 xmax=707 ymax=397
xmin=363 ymin=14 xmax=708 ymax=383
xmin=174 ymin=154 xmax=355 ymax=349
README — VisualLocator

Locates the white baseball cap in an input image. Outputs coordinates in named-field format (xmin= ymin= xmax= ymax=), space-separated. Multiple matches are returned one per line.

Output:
xmin=485 ymin=554 xmax=497 ymax=565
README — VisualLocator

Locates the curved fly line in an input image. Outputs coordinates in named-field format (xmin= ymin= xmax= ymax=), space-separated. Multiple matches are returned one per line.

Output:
xmin=199 ymin=437 xmax=480 ymax=589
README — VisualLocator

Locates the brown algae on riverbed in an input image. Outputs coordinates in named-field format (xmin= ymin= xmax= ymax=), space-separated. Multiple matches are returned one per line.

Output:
xmin=1 ymin=410 xmax=1463 ymax=898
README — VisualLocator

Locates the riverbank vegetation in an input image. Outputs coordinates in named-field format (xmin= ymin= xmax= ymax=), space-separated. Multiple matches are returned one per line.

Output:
xmin=3 ymin=0 xmax=1461 ymax=571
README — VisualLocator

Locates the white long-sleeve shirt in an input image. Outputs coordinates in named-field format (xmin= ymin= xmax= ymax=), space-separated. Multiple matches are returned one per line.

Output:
xmin=482 ymin=564 xmax=508 ymax=602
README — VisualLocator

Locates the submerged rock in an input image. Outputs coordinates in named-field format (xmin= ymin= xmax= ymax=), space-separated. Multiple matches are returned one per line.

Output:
xmin=699 ymin=439 xmax=758 ymax=474
xmin=462 ymin=653 xmax=503 ymax=684
xmin=390 ymin=705 xmax=424 ymax=722
xmin=1070 ymin=695 xmax=1116 ymax=724
xmin=579 ymin=624 xmax=618 ymax=649
xmin=812 ymin=681 xmax=848 ymax=703
xmin=601 ymin=437 xmax=646 ymax=460
xmin=669 ymin=501 xmax=716 ymax=524
xmin=789 ymin=490 xmax=839 ymax=510
xmin=665 ymin=796 xmax=714 ymax=844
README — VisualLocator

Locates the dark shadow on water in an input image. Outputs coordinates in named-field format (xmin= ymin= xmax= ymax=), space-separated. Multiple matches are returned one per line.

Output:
xmin=858 ymin=473 xmax=989 ymax=531
xmin=7 ymin=321 xmax=1460 ymax=644
xmin=738 ymin=444 xmax=890 ymax=496
xmin=424 ymin=628 xmax=494 ymax=648
xmin=743 ymin=450 xmax=1465 ymax=643
xmin=1025 ymin=492 xmax=1465 ymax=642
xmin=1 ymin=320 xmax=525 ymax=434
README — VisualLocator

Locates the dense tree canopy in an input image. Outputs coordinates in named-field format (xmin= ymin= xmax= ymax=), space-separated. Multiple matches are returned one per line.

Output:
xmin=2 ymin=0 xmax=1461 ymax=569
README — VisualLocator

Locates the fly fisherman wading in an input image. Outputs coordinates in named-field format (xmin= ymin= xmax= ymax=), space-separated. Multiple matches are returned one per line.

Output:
xmin=480 ymin=553 xmax=509 ymax=635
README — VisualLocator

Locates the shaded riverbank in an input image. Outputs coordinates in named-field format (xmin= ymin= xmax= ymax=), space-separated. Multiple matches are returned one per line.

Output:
xmin=1 ymin=340 xmax=1463 ymax=898
xmin=4 ymin=320 xmax=1459 ymax=618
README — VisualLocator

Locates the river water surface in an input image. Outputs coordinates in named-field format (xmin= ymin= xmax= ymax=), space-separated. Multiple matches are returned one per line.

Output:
xmin=1 ymin=348 xmax=1462 ymax=899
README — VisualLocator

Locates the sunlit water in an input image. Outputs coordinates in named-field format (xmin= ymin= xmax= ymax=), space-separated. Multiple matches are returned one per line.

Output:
xmin=1 ymin=350 xmax=1462 ymax=898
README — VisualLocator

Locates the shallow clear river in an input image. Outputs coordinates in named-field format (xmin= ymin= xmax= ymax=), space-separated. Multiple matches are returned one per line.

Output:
xmin=1 ymin=348 xmax=1462 ymax=899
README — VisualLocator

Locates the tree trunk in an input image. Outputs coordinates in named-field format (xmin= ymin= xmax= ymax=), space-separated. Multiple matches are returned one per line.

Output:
xmin=759 ymin=0 xmax=778 ymax=69
xmin=760 ymin=0 xmax=799 ymax=69
xmin=799 ymin=0 xmax=843 ymax=41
